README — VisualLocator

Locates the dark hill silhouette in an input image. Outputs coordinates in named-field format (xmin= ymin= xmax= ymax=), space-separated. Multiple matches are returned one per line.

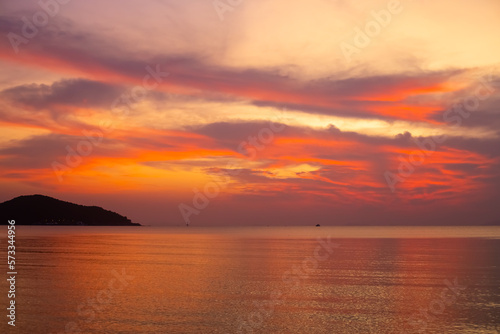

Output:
xmin=0 ymin=195 xmax=140 ymax=226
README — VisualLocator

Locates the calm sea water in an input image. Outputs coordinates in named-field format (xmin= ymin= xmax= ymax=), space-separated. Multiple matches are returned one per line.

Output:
xmin=1 ymin=226 xmax=500 ymax=334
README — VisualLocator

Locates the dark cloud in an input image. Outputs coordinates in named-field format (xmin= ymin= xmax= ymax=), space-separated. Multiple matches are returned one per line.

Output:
xmin=192 ymin=121 xmax=282 ymax=141
xmin=444 ymin=136 xmax=500 ymax=158
xmin=193 ymin=122 xmax=425 ymax=153
xmin=426 ymin=75 xmax=500 ymax=131
xmin=442 ymin=163 xmax=479 ymax=173
xmin=1 ymin=79 xmax=124 ymax=109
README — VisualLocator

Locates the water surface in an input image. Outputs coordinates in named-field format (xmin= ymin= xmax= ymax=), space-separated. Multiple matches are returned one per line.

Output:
xmin=1 ymin=226 xmax=499 ymax=333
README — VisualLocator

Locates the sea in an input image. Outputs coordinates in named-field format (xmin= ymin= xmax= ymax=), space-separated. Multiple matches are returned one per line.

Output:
xmin=1 ymin=226 xmax=499 ymax=334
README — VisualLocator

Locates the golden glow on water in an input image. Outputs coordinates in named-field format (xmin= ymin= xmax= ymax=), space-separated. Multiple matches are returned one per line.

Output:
xmin=1 ymin=227 xmax=499 ymax=333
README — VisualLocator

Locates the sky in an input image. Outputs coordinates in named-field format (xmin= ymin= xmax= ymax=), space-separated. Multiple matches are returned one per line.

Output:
xmin=0 ymin=0 xmax=499 ymax=226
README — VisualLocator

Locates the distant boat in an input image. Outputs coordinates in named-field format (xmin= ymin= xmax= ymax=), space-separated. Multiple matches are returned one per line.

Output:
xmin=316 ymin=224 xmax=321 ymax=227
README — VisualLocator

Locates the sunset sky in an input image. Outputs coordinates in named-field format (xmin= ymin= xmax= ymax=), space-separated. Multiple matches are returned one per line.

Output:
xmin=1 ymin=0 xmax=499 ymax=225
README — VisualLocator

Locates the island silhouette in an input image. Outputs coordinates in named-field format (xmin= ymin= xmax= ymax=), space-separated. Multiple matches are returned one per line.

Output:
xmin=0 ymin=194 xmax=140 ymax=226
